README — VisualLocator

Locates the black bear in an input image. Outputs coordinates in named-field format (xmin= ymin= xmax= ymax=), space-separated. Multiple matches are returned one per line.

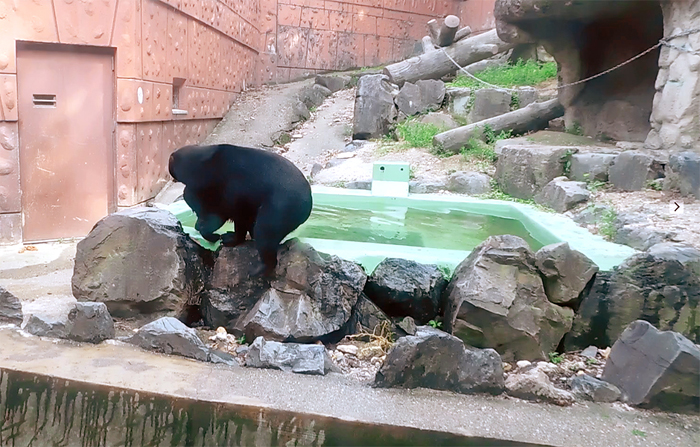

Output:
xmin=168 ymin=144 xmax=313 ymax=276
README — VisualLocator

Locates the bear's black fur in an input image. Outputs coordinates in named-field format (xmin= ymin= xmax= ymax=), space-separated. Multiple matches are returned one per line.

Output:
xmin=168 ymin=144 xmax=313 ymax=276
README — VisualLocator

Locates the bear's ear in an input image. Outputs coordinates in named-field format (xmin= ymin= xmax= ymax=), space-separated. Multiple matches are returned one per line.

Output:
xmin=169 ymin=145 xmax=218 ymax=188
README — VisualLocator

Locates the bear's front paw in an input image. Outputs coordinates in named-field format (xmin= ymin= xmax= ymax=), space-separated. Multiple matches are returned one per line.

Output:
xmin=201 ymin=232 xmax=221 ymax=243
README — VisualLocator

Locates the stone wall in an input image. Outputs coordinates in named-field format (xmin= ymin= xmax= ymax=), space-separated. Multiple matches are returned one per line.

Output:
xmin=645 ymin=0 xmax=700 ymax=154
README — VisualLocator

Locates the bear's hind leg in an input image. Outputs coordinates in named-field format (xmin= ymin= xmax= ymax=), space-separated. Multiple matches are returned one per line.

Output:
xmin=249 ymin=207 xmax=288 ymax=277
xmin=221 ymin=215 xmax=254 ymax=247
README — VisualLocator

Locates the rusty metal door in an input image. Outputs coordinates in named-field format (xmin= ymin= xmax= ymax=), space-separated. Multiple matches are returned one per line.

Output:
xmin=17 ymin=44 xmax=114 ymax=241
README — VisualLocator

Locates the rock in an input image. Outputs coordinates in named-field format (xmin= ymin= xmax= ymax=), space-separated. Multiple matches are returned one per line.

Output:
xmin=665 ymin=151 xmax=700 ymax=199
xmin=505 ymin=367 xmax=575 ymax=406
xmin=602 ymin=320 xmax=700 ymax=407
xmin=572 ymin=204 xmax=612 ymax=225
xmin=516 ymin=87 xmax=538 ymax=108
xmin=126 ymin=317 xmax=209 ymax=362
xmin=346 ymin=180 xmax=371 ymax=190
xmin=310 ymin=162 xmax=323 ymax=177
xmin=608 ymin=151 xmax=664 ymax=191
xmin=495 ymin=145 xmax=576 ymax=199
xmin=208 ymin=349 xmax=239 ymax=367
xmin=534 ymin=242 xmax=599 ymax=306
xmin=342 ymin=293 xmax=393 ymax=335
xmin=570 ymin=374 xmax=621 ymax=403
xmin=375 ymin=326 xmax=504 ymax=394
xmin=21 ymin=296 xmax=74 ymax=338
xmin=443 ymin=235 xmax=574 ymax=361
xmin=469 ymin=88 xmax=512 ymax=123
xmin=614 ymin=213 xmax=676 ymax=250
xmin=516 ymin=360 xmax=532 ymax=369
xmin=315 ymin=74 xmax=351 ymax=93
xmin=72 ymin=208 xmax=208 ymax=319
xmin=300 ymin=83 xmax=332 ymax=108
xmin=245 ymin=336 xmax=335 ymax=375
xmin=0 ymin=286 xmax=23 ymax=324
xmin=238 ymin=239 xmax=367 ymax=342
xmin=408 ymin=179 xmax=446 ymax=194
xmin=446 ymin=87 xmax=473 ymax=117
xmin=66 ymin=302 xmax=115 ymax=344
xmin=364 ymin=258 xmax=447 ymax=324
xmin=569 ymin=153 xmax=617 ymax=182
xmin=447 ymin=171 xmax=492 ymax=195
xmin=336 ymin=344 xmax=358 ymax=356
xmin=291 ymin=100 xmax=310 ymax=122
xmin=565 ymin=243 xmax=700 ymax=350
xmin=199 ymin=243 xmax=269 ymax=332
xmin=352 ymin=74 xmax=398 ymax=140
xmin=580 ymin=345 xmax=598 ymax=358
xmin=395 ymin=316 xmax=417 ymax=336
xmin=396 ymin=80 xmax=446 ymax=116
xmin=534 ymin=177 xmax=590 ymax=212
xmin=419 ymin=112 xmax=460 ymax=130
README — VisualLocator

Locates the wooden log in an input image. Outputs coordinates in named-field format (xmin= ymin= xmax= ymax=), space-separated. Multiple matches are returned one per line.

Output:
xmin=437 ymin=15 xmax=460 ymax=47
xmin=383 ymin=29 xmax=516 ymax=86
xmin=432 ymin=99 xmax=564 ymax=154
xmin=454 ymin=26 xmax=472 ymax=42
xmin=427 ymin=19 xmax=440 ymax=44
xmin=421 ymin=36 xmax=436 ymax=53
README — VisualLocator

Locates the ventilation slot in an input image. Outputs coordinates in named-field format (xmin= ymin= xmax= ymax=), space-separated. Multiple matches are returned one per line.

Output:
xmin=33 ymin=94 xmax=56 ymax=108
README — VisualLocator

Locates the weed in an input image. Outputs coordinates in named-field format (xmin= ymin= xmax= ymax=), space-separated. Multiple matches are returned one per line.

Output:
xmin=548 ymin=352 xmax=564 ymax=364
xmin=437 ymin=265 xmax=452 ymax=279
xmin=409 ymin=166 xmax=416 ymax=180
xmin=309 ymin=106 xmax=317 ymax=113
xmin=477 ymin=181 xmax=555 ymax=212
xmin=566 ymin=121 xmax=584 ymax=136
xmin=646 ymin=179 xmax=663 ymax=191
xmin=585 ymin=357 xmax=599 ymax=365
xmin=396 ymin=118 xmax=445 ymax=148
xmin=581 ymin=173 xmax=606 ymax=193
xmin=237 ymin=335 xmax=247 ymax=345
xmin=330 ymin=181 xmax=347 ymax=188
xmin=510 ymin=92 xmax=520 ymax=110
xmin=631 ymin=429 xmax=646 ymax=437
xmin=428 ymin=319 xmax=443 ymax=329
xmin=461 ymin=138 xmax=496 ymax=163
xmin=561 ymin=149 xmax=575 ymax=176
xmin=447 ymin=60 xmax=558 ymax=89
xmin=598 ymin=207 xmax=618 ymax=241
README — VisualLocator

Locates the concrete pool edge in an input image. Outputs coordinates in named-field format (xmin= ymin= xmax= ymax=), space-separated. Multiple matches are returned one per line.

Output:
xmin=163 ymin=186 xmax=637 ymax=272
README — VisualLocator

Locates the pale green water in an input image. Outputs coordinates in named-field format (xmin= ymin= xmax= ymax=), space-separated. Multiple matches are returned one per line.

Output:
xmin=292 ymin=204 xmax=544 ymax=251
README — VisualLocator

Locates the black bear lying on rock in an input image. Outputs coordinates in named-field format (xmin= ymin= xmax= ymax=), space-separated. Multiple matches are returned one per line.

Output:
xmin=168 ymin=144 xmax=313 ymax=276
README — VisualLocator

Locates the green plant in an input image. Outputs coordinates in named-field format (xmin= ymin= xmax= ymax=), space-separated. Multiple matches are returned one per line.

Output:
xmin=237 ymin=335 xmax=247 ymax=345
xmin=585 ymin=357 xmax=599 ymax=365
xmin=561 ymin=149 xmax=575 ymax=176
xmin=510 ymin=92 xmax=520 ymax=110
xmin=330 ymin=181 xmax=347 ymax=188
xmin=409 ymin=166 xmax=416 ymax=180
xmin=395 ymin=118 xmax=445 ymax=148
xmin=478 ymin=181 xmax=555 ymax=213
xmin=566 ymin=121 xmax=584 ymax=136
xmin=598 ymin=207 xmax=618 ymax=241
xmin=631 ymin=429 xmax=646 ymax=437
xmin=428 ymin=319 xmax=443 ymax=329
xmin=446 ymin=60 xmax=558 ymax=90
xmin=309 ymin=106 xmax=317 ymax=113
xmin=548 ymin=352 xmax=564 ymax=364
xmin=461 ymin=138 xmax=497 ymax=163
xmin=646 ymin=179 xmax=662 ymax=191
xmin=437 ymin=265 xmax=452 ymax=279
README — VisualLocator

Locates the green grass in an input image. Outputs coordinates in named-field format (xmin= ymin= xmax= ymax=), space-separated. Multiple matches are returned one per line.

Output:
xmin=396 ymin=119 xmax=445 ymax=148
xmin=598 ymin=207 xmax=618 ymax=241
xmin=631 ymin=429 xmax=646 ymax=438
xmin=447 ymin=59 xmax=558 ymax=89
xmin=548 ymin=352 xmax=564 ymax=364
xmin=461 ymin=138 xmax=497 ymax=163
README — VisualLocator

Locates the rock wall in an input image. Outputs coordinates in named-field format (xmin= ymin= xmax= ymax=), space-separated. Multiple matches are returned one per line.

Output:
xmin=645 ymin=0 xmax=700 ymax=154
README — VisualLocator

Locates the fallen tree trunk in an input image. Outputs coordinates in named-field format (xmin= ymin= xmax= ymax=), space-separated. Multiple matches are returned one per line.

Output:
xmin=384 ymin=29 xmax=516 ymax=86
xmin=432 ymin=99 xmax=564 ymax=153
xmin=454 ymin=26 xmax=472 ymax=42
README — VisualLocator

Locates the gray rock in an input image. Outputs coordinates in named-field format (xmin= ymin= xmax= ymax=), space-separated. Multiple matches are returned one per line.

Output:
xmin=447 ymin=171 xmax=492 ymax=195
xmin=365 ymin=258 xmax=447 ymax=324
xmin=375 ymin=326 xmax=505 ymax=394
xmin=565 ymin=243 xmax=700 ymax=350
xmin=570 ymin=374 xmax=621 ymax=403
xmin=300 ymin=83 xmax=332 ymax=109
xmin=208 ymin=349 xmax=239 ymax=367
xmin=495 ymin=145 xmax=576 ymax=199
xmin=505 ymin=366 xmax=575 ymax=406
xmin=237 ymin=239 xmax=367 ymax=342
xmin=416 ymin=79 xmax=446 ymax=112
xmin=614 ymin=213 xmax=676 ymax=250
xmin=346 ymin=180 xmax=371 ymax=190
xmin=408 ymin=179 xmax=446 ymax=194
xmin=665 ymin=151 xmax=700 ymax=199
xmin=291 ymin=100 xmax=310 ymax=122
xmin=419 ymin=112 xmax=460 ymax=130
xmin=66 ymin=302 xmax=115 ymax=343
xmin=72 ymin=207 xmax=208 ymax=319
xmin=580 ymin=345 xmax=599 ymax=358
xmin=126 ymin=317 xmax=209 ymax=361
xmin=569 ymin=153 xmax=617 ymax=182
xmin=469 ymin=88 xmax=512 ymax=122
xmin=446 ymin=87 xmax=473 ymax=117
xmin=516 ymin=87 xmax=538 ymax=108
xmin=443 ymin=235 xmax=574 ymax=361
xmin=396 ymin=82 xmax=422 ymax=117
xmin=396 ymin=80 xmax=445 ymax=116
xmin=315 ymin=75 xmax=351 ymax=93
xmin=608 ymin=151 xmax=664 ymax=191
xmin=572 ymin=204 xmax=612 ymax=226
xmin=352 ymin=74 xmax=398 ymax=140
xmin=603 ymin=320 xmax=700 ymax=406
xmin=534 ymin=242 xmax=599 ymax=306
xmin=534 ymin=176 xmax=590 ymax=212
xmin=395 ymin=316 xmax=417 ymax=336
xmin=310 ymin=162 xmax=323 ymax=177
xmin=22 ymin=314 xmax=69 ymax=338
xmin=0 ymin=286 xmax=22 ymax=324
xmin=245 ymin=336 xmax=334 ymax=375
xmin=342 ymin=293 xmax=393 ymax=336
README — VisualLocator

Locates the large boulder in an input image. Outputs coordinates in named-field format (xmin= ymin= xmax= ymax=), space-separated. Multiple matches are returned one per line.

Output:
xmin=300 ymin=83 xmax=332 ymax=109
xmin=569 ymin=153 xmax=617 ymax=182
xmin=22 ymin=299 xmax=114 ymax=343
xmin=534 ymin=242 xmax=598 ymax=306
xmin=469 ymin=88 xmax=512 ymax=123
xmin=447 ymin=171 xmax=492 ymax=195
xmin=443 ymin=235 xmax=574 ymax=361
xmin=665 ymin=151 xmax=700 ymax=199
xmin=534 ymin=177 xmax=590 ymax=212
xmin=570 ymin=374 xmax=621 ymax=403
xmin=126 ymin=317 xmax=209 ymax=362
xmin=602 ymin=320 xmax=700 ymax=407
xmin=565 ymin=243 xmax=700 ymax=350
xmin=66 ymin=302 xmax=115 ymax=343
xmin=396 ymin=80 xmax=445 ymax=116
xmin=342 ymin=294 xmax=393 ymax=336
xmin=495 ymin=145 xmax=576 ymax=199
xmin=608 ymin=151 xmax=664 ymax=191
xmin=236 ymin=239 xmax=367 ymax=342
xmin=374 ymin=326 xmax=504 ymax=394
xmin=505 ymin=367 xmax=575 ymax=406
xmin=245 ymin=336 xmax=335 ymax=375
xmin=315 ymin=75 xmax=351 ymax=93
xmin=364 ymin=258 xmax=447 ymax=325
xmin=72 ymin=208 xmax=208 ymax=319
xmin=0 ymin=286 xmax=23 ymax=324
xmin=352 ymin=74 xmax=398 ymax=140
